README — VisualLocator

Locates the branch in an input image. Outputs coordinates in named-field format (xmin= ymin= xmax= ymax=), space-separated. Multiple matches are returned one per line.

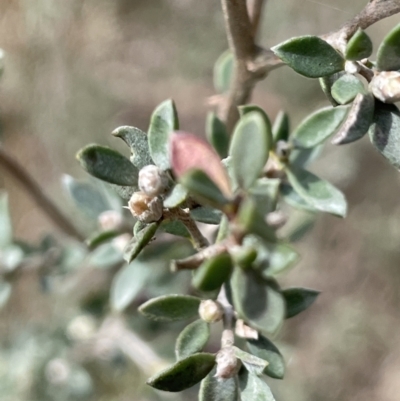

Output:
xmin=0 ymin=146 xmax=85 ymax=241
xmin=247 ymin=0 xmax=266 ymax=38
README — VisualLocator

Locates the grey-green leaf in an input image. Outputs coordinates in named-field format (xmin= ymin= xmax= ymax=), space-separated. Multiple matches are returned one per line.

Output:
xmin=199 ymin=368 xmax=238 ymax=401
xmin=233 ymin=347 xmax=269 ymax=376
xmin=376 ymin=23 xmax=400 ymax=71
xmin=0 ymin=192 xmax=12 ymax=249
xmin=247 ymin=334 xmax=285 ymax=379
xmin=248 ymin=178 xmax=280 ymax=216
xmin=163 ymin=184 xmax=188 ymax=208
xmin=281 ymin=183 xmax=319 ymax=212
xmin=345 ymin=28 xmax=373 ymax=61
xmin=292 ymin=106 xmax=349 ymax=148
xmin=239 ymin=370 xmax=276 ymax=401
xmin=0 ymin=281 xmax=12 ymax=309
xmin=147 ymin=353 xmax=216 ymax=392
xmin=289 ymin=145 xmax=324 ymax=169
xmin=231 ymin=268 xmax=285 ymax=334
xmin=369 ymin=102 xmax=400 ymax=169
xmin=283 ymin=287 xmax=320 ymax=318
xmin=148 ymin=99 xmax=179 ymax=170
xmin=175 ymin=320 xmax=210 ymax=359
xmin=86 ymin=230 xmax=121 ymax=250
xmin=112 ymin=126 xmax=153 ymax=169
xmin=331 ymin=74 xmax=365 ymax=105
xmin=76 ymin=145 xmax=139 ymax=187
xmin=124 ymin=222 xmax=159 ymax=263
xmin=272 ymin=110 xmax=290 ymax=143
xmin=286 ymin=167 xmax=347 ymax=217
xmin=331 ymin=92 xmax=374 ymax=145
xmin=190 ymin=207 xmax=222 ymax=225
xmin=230 ymin=111 xmax=271 ymax=190
xmin=139 ymin=294 xmax=201 ymax=322
xmin=214 ymin=50 xmax=234 ymax=93
xmin=272 ymin=36 xmax=344 ymax=78
xmin=319 ymin=72 xmax=344 ymax=106
xmin=206 ymin=112 xmax=230 ymax=158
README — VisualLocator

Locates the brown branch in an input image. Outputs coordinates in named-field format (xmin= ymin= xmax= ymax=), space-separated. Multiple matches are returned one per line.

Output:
xmin=0 ymin=146 xmax=85 ymax=241
xmin=247 ymin=0 xmax=266 ymax=38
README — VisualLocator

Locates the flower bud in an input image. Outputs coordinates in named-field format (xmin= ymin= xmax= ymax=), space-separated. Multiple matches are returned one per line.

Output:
xmin=266 ymin=210 xmax=288 ymax=229
xmin=198 ymin=299 xmax=224 ymax=323
xmin=370 ymin=71 xmax=400 ymax=103
xmin=128 ymin=191 xmax=163 ymax=223
xmin=98 ymin=210 xmax=123 ymax=231
xmin=138 ymin=165 xmax=169 ymax=197
xmin=215 ymin=347 xmax=241 ymax=380
xmin=235 ymin=319 xmax=258 ymax=340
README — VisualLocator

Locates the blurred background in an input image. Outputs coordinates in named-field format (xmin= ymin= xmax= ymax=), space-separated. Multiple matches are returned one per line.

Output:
xmin=0 ymin=0 xmax=400 ymax=400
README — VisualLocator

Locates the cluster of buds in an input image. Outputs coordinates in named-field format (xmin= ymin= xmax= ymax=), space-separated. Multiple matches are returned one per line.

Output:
xmin=370 ymin=71 xmax=400 ymax=103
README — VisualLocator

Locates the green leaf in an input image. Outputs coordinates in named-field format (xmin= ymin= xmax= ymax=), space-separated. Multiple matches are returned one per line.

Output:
xmin=124 ymin=222 xmax=159 ymax=263
xmin=0 ymin=281 xmax=12 ymax=309
xmin=230 ymin=111 xmax=272 ymax=190
xmin=139 ymin=294 xmax=201 ymax=322
xmin=231 ymin=268 xmax=285 ymax=334
xmin=292 ymin=106 xmax=349 ymax=148
xmin=239 ymin=370 xmax=276 ymax=401
xmin=175 ymin=320 xmax=210 ymax=359
xmin=192 ymin=253 xmax=233 ymax=292
xmin=281 ymin=183 xmax=319 ymax=212
xmin=76 ymin=145 xmax=139 ymax=187
xmin=345 ymin=28 xmax=373 ymax=61
xmin=190 ymin=207 xmax=222 ymax=225
xmin=272 ymin=36 xmax=344 ymax=78
xmin=233 ymin=347 xmax=269 ymax=376
xmin=163 ymin=184 xmax=188 ymax=208
xmin=206 ymin=112 xmax=229 ymax=159
xmin=283 ymin=287 xmax=320 ymax=318
xmin=110 ymin=184 xmax=135 ymax=200
xmin=110 ymin=259 xmax=151 ymax=311
xmin=214 ymin=50 xmax=234 ymax=93
xmin=148 ymin=99 xmax=179 ymax=170
xmin=289 ymin=145 xmax=324 ymax=169
xmin=180 ymin=169 xmax=229 ymax=209
xmin=319 ymin=72 xmax=344 ymax=106
xmin=112 ymin=126 xmax=153 ymax=169
xmin=376 ymin=23 xmax=400 ymax=71
xmin=147 ymin=353 xmax=216 ymax=392
xmin=248 ymin=178 xmax=280 ymax=216
xmin=247 ymin=334 xmax=285 ymax=379
xmin=286 ymin=167 xmax=347 ymax=217
xmin=239 ymin=105 xmax=273 ymax=141
xmin=369 ymin=102 xmax=400 ymax=169
xmin=88 ymin=243 xmax=123 ymax=268
xmin=216 ymin=214 xmax=229 ymax=243
xmin=331 ymin=92 xmax=375 ymax=145
xmin=272 ymin=110 xmax=290 ymax=143
xmin=0 ymin=192 xmax=12 ymax=249
xmin=199 ymin=368 xmax=238 ymax=401
xmin=331 ymin=74 xmax=365 ymax=105
xmin=160 ymin=220 xmax=190 ymax=238
xmin=86 ymin=230 xmax=121 ymax=250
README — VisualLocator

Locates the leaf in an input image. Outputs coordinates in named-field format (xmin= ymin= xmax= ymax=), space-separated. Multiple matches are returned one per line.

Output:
xmin=190 ymin=207 xmax=222 ymax=225
xmin=88 ymin=243 xmax=123 ymax=268
xmin=76 ymin=145 xmax=139 ymax=187
xmin=291 ymin=106 xmax=349 ymax=148
xmin=110 ymin=259 xmax=151 ymax=311
xmin=0 ymin=192 xmax=12 ymax=249
xmin=192 ymin=253 xmax=233 ymax=292
xmin=272 ymin=110 xmax=290 ymax=143
xmin=180 ymin=169 xmax=230 ymax=209
xmin=163 ymin=184 xmax=188 ymax=208
xmin=376 ymin=23 xmax=400 ymax=71
xmin=283 ymin=287 xmax=320 ymax=318
xmin=230 ymin=111 xmax=271 ymax=190
xmin=319 ymin=72 xmax=344 ymax=106
xmin=272 ymin=36 xmax=344 ymax=78
xmin=214 ymin=50 xmax=234 ymax=93
xmin=247 ymin=334 xmax=285 ymax=379
xmin=139 ymin=294 xmax=201 ymax=322
xmin=0 ymin=281 xmax=12 ymax=309
xmin=206 ymin=112 xmax=230 ymax=158
xmin=239 ymin=370 xmax=276 ymax=401
xmin=216 ymin=214 xmax=229 ymax=243
xmin=148 ymin=99 xmax=179 ymax=171
xmin=199 ymin=368 xmax=238 ymax=401
xmin=175 ymin=320 xmax=210 ymax=359
xmin=147 ymin=353 xmax=216 ymax=392
xmin=331 ymin=74 xmax=365 ymax=105
xmin=110 ymin=184 xmax=135 ymax=200
xmin=231 ymin=268 xmax=285 ymax=334
xmin=284 ymin=212 xmax=316 ymax=243
xmin=331 ymin=92 xmax=375 ymax=145
xmin=289 ymin=145 xmax=324 ymax=169
xmin=286 ymin=167 xmax=347 ymax=217
xmin=170 ymin=131 xmax=231 ymax=197
xmin=124 ymin=222 xmax=159 ymax=263
xmin=233 ymin=347 xmax=269 ymax=376
xmin=248 ymin=178 xmax=280 ymax=216
xmin=112 ymin=126 xmax=153 ymax=169
xmin=369 ymin=102 xmax=400 ymax=169
xmin=281 ymin=183 xmax=319 ymax=212
xmin=86 ymin=230 xmax=121 ymax=250
xmin=160 ymin=220 xmax=190 ymax=238
xmin=345 ymin=28 xmax=373 ymax=61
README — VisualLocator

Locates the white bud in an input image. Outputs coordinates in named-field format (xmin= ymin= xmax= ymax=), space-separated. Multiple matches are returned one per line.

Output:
xmin=370 ymin=71 xmax=400 ymax=103
xmin=138 ymin=165 xmax=169 ymax=197
xmin=344 ymin=60 xmax=359 ymax=74
xmin=45 ymin=358 xmax=71 ymax=384
xmin=98 ymin=210 xmax=123 ymax=231
xmin=66 ymin=315 xmax=97 ymax=341
xmin=215 ymin=347 xmax=241 ymax=380
xmin=198 ymin=299 xmax=224 ymax=323
xmin=128 ymin=191 xmax=163 ymax=223
xmin=235 ymin=319 xmax=259 ymax=340
xmin=111 ymin=233 xmax=131 ymax=252
xmin=266 ymin=210 xmax=288 ymax=229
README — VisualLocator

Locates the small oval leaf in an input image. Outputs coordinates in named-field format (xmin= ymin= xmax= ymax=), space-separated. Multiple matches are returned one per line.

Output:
xmin=175 ymin=320 xmax=210 ymax=360
xmin=190 ymin=207 xmax=222 ymax=225
xmin=163 ymin=184 xmax=188 ymax=208
xmin=139 ymin=294 xmax=201 ymax=322
xmin=345 ymin=28 xmax=373 ymax=61
xmin=199 ymin=368 xmax=238 ymax=401
xmin=147 ymin=353 xmax=216 ymax=392
xmin=214 ymin=50 xmax=234 ymax=93
xmin=272 ymin=36 xmax=344 ymax=78
xmin=376 ymin=23 xmax=400 ymax=71
xmin=272 ymin=111 xmax=290 ymax=143
xmin=233 ymin=346 xmax=269 ymax=376
xmin=239 ymin=370 xmax=276 ymax=401
xmin=124 ymin=222 xmax=159 ymax=263
xmin=331 ymin=74 xmax=365 ymax=105
xmin=206 ymin=112 xmax=230 ymax=159
xmin=283 ymin=287 xmax=320 ymax=318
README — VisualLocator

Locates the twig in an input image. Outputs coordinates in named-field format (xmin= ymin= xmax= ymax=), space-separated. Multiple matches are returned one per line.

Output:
xmin=247 ymin=0 xmax=266 ymax=38
xmin=0 ymin=146 xmax=84 ymax=241
xmin=217 ymin=285 xmax=235 ymax=348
